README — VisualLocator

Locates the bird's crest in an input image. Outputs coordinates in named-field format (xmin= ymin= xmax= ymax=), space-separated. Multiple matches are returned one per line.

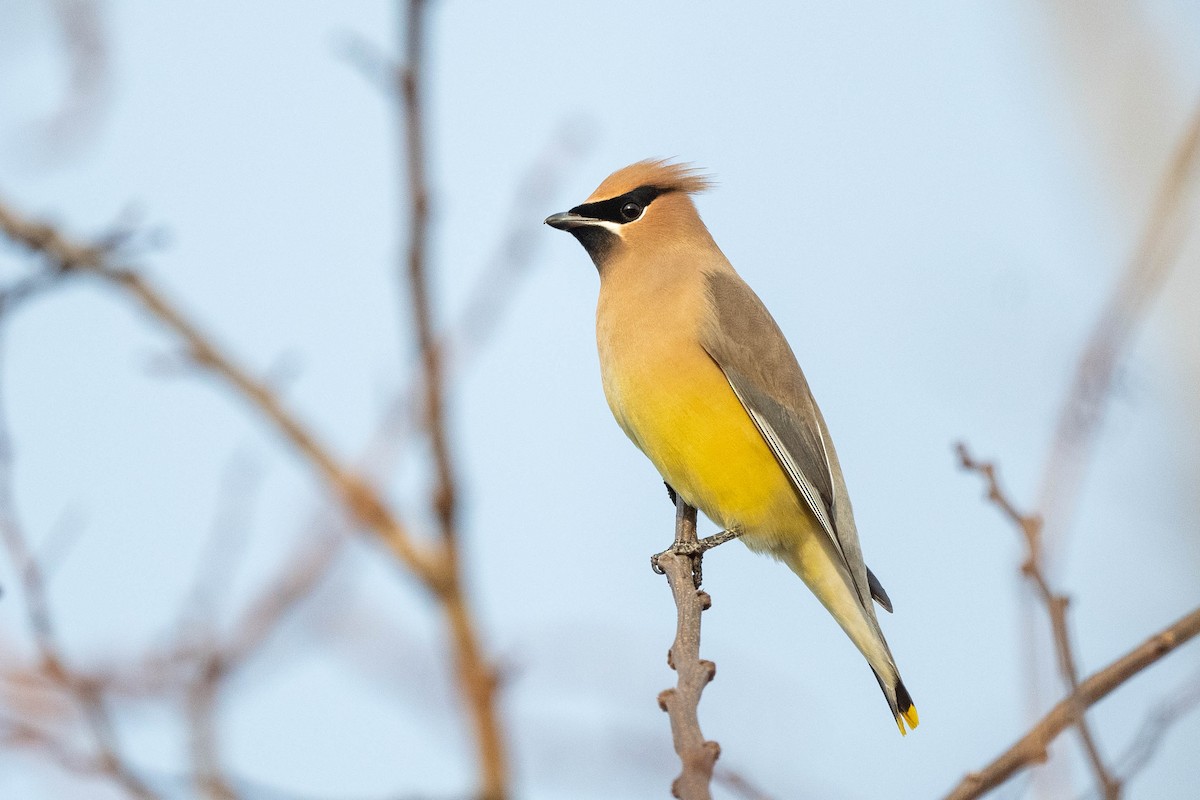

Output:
xmin=586 ymin=159 xmax=714 ymax=203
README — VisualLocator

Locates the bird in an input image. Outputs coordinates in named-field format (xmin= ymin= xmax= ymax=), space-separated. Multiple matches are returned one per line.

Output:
xmin=544 ymin=159 xmax=918 ymax=735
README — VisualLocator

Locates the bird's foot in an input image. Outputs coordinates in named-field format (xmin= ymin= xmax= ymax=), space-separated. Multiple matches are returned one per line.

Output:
xmin=650 ymin=528 xmax=744 ymax=587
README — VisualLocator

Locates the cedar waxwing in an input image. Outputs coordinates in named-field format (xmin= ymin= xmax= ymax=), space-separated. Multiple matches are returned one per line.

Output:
xmin=545 ymin=160 xmax=918 ymax=735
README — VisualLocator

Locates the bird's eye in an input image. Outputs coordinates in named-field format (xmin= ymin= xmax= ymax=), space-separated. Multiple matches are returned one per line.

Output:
xmin=620 ymin=202 xmax=643 ymax=222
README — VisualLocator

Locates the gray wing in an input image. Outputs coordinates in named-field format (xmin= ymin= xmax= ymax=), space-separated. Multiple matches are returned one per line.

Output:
xmin=701 ymin=270 xmax=889 ymax=613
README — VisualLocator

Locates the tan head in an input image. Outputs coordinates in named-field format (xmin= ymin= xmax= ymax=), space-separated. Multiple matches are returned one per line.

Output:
xmin=545 ymin=159 xmax=716 ymax=270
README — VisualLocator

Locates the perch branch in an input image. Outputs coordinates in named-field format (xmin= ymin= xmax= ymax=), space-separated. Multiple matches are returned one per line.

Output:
xmin=956 ymin=442 xmax=1120 ymax=798
xmin=655 ymin=498 xmax=720 ymax=800
xmin=944 ymin=605 xmax=1200 ymax=800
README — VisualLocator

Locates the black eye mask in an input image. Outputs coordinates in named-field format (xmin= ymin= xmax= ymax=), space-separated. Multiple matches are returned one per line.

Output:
xmin=569 ymin=185 xmax=664 ymax=224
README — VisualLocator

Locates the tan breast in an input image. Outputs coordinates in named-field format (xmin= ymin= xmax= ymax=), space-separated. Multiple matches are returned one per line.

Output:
xmin=595 ymin=257 xmax=709 ymax=434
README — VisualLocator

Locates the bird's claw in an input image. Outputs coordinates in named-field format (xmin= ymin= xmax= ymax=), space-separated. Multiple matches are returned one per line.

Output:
xmin=651 ymin=542 xmax=701 ymax=586
xmin=651 ymin=529 xmax=743 ymax=588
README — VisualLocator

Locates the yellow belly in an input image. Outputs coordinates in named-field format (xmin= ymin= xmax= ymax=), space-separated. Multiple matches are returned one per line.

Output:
xmin=602 ymin=340 xmax=814 ymax=549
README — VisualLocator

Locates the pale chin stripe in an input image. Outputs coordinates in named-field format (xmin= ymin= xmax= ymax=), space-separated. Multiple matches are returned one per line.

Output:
xmin=589 ymin=219 xmax=624 ymax=235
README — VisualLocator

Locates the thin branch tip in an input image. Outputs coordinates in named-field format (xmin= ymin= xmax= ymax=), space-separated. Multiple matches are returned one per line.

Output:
xmin=945 ymin=606 xmax=1200 ymax=799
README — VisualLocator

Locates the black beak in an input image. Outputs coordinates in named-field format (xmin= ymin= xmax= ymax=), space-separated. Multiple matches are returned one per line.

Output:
xmin=544 ymin=211 xmax=593 ymax=230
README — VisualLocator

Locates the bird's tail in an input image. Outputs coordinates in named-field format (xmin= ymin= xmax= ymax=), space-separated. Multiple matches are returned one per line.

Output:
xmin=873 ymin=669 xmax=919 ymax=736
xmin=779 ymin=536 xmax=919 ymax=735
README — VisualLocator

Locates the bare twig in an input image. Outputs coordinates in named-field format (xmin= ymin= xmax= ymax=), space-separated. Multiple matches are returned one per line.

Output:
xmin=335 ymin=23 xmax=591 ymax=495
xmin=0 ymin=715 xmax=157 ymax=788
xmin=448 ymin=118 xmax=593 ymax=363
xmin=0 ymin=196 xmax=507 ymax=799
xmin=360 ymin=121 xmax=590 ymax=479
xmin=221 ymin=525 xmax=348 ymax=671
xmin=956 ymin=443 xmax=1121 ymax=799
xmin=0 ymin=272 xmax=67 ymax=318
xmin=33 ymin=504 xmax=87 ymax=578
xmin=979 ymin=96 xmax=1200 ymax=800
xmin=0 ymin=197 xmax=441 ymax=575
xmin=166 ymin=453 xmax=264 ymax=800
xmin=0 ymin=197 xmax=441 ymax=579
xmin=174 ymin=518 xmax=348 ymax=800
xmin=186 ymin=652 xmax=239 ymax=800
xmin=655 ymin=498 xmax=720 ymax=800
xmin=0 ymin=347 xmax=159 ymax=799
xmin=396 ymin=0 xmax=457 ymax=548
xmin=944 ymin=605 xmax=1200 ymax=800
xmin=174 ymin=453 xmax=262 ymax=638
xmin=394 ymin=1 xmax=508 ymax=796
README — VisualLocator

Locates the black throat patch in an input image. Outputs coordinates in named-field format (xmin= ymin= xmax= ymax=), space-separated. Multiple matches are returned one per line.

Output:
xmin=569 ymin=225 xmax=618 ymax=267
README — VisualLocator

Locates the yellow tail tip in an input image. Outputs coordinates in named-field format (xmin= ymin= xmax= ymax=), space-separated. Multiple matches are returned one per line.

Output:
xmin=896 ymin=704 xmax=919 ymax=735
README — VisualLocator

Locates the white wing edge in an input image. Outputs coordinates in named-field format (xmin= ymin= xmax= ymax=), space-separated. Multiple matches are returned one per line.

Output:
xmin=724 ymin=378 xmax=849 ymax=567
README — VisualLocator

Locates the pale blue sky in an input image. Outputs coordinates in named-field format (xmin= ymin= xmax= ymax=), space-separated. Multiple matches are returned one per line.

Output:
xmin=1 ymin=2 xmax=1198 ymax=798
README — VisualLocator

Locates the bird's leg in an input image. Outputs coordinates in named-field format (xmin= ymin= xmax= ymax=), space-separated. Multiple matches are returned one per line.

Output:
xmin=664 ymin=481 xmax=678 ymax=506
xmin=650 ymin=530 xmax=743 ymax=571
xmin=697 ymin=527 xmax=744 ymax=552
xmin=682 ymin=528 xmax=745 ymax=587
xmin=651 ymin=494 xmax=743 ymax=588
xmin=652 ymin=495 xmax=697 ymax=578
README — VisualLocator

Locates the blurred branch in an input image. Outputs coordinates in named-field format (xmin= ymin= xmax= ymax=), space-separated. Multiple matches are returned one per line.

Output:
xmin=33 ymin=504 xmax=87 ymax=578
xmin=713 ymin=768 xmax=775 ymax=800
xmin=0 ymin=196 xmax=442 ymax=581
xmin=174 ymin=453 xmax=262 ymax=638
xmin=394 ymin=0 xmax=508 ymax=796
xmin=337 ymin=19 xmax=592 ymax=494
xmin=334 ymin=33 xmax=396 ymax=98
xmin=178 ymin=518 xmax=348 ymax=800
xmin=447 ymin=119 xmax=594 ymax=363
xmin=0 ymin=349 xmax=159 ymax=798
xmin=0 ymin=195 xmax=508 ymax=798
xmin=1108 ymin=669 xmax=1200 ymax=790
xmin=655 ymin=498 xmax=720 ymax=800
xmin=396 ymin=0 xmax=457 ymax=550
xmin=993 ymin=94 xmax=1200 ymax=800
xmin=186 ymin=653 xmax=238 ymax=800
xmin=956 ymin=443 xmax=1120 ymax=799
xmin=361 ymin=120 xmax=591 ymax=477
xmin=220 ymin=525 xmax=348 ymax=671
xmin=1036 ymin=98 xmax=1200 ymax=558
xmin=27 ymin=0 xmax=112 ymax=163
xmin=943 ymin=605 xmax=1200 ymax=800
xmin=0 ymin=272 xmax=67 ymax=317
xmin=4 ymin=2 xmax=517 ymax=794
xmin=0 ymin=715 xmax=146 ymax=788
xmin=169 ymin=454 xmax=262 ymax=800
